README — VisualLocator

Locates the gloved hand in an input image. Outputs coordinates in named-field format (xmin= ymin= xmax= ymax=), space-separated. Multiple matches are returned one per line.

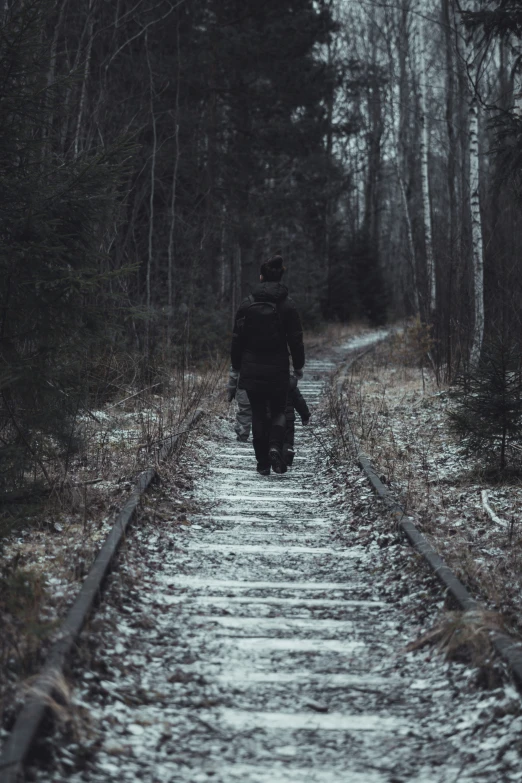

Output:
xmin=302 ymin=416 xmax=310 ymax=426
xmin=227 ymin=386 xmax=236 ymax=403
xmin=294 ymin=367 xmax=304 ymax=380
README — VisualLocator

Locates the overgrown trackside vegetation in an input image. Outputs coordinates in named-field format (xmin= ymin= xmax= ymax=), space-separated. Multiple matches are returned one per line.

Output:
xmin=0 ymin=357 xmax=223 ymax=729
xmin=449 ymin=337 xmax=522 ymax=472
xmin=0 ymin=1 xmax=132 ymax=506
xmin=327 ymin=330 xmax=522 ymax=641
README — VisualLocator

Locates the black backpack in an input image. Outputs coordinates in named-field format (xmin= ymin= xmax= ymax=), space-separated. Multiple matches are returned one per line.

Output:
xmin=239 ymin=295 xmax=285 ymax=350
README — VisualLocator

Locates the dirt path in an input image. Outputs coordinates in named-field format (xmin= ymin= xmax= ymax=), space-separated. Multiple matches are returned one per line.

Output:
xmin=31 ymin=353 xmax=522 ymax=782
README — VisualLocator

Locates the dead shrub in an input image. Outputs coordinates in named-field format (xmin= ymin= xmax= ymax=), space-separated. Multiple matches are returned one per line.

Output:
xmin=405 ymin=608 xmax=508 ymax=683
xmin=391 ymin=317 xmax=435 ymax=368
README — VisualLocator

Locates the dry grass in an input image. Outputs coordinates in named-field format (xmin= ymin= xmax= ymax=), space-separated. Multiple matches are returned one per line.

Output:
xmin=327 ymin=321 xmax=522 ymax=641
xmin=0 ymin=354 xmax=226 ymax=732
xmin=405 ymin=608 xmax=505 ymax=662
xmin=405 ymin=608 xmax=509 ymax=688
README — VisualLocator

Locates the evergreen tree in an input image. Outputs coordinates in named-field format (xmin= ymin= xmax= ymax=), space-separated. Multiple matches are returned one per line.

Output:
xmin=448 ymin=337 xmax=522 ymax=471
xmin=0 ymin=0 xmax=130 ymax=499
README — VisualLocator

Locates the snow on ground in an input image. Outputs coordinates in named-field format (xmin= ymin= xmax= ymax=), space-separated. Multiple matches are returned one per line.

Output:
xmin=338 ymin=328 xmax=391 ymax=353
xmin=26 ymin=352 xmax=522 ymax=782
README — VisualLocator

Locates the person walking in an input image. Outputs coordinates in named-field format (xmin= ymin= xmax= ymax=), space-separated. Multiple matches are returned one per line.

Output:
xmin=230 ymin=254 xmax=305 ymax=475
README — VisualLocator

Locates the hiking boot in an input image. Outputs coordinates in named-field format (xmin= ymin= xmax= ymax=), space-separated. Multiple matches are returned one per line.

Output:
xmin=284 ymin=447 xmax=295 ymax=466
xmin=269 ymin=446 xmax=287 ymax=474
xmin=257 ymin=463 xmax=270 ymax=476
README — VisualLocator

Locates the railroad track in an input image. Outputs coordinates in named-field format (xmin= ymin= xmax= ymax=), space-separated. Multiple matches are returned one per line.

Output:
xmin=3 ymin=337 xmax=522 ymax=782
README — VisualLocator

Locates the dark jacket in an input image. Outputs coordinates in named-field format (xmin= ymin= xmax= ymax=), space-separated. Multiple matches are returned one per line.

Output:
xmin=231 ymin=282 xmax=304 ymax=393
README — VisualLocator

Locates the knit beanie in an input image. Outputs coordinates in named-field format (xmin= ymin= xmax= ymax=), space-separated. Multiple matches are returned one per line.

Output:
xmin=260 ymin=254 xmax=285 ymax=282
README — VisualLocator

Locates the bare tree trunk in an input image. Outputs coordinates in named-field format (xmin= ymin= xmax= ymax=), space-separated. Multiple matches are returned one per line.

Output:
xmin=417 ymin=17 xmax=436 ymax=315
xmin=73 ymin=0 xmax=95 ymax=158
xmin=167 ymin=22 xmax=181 ymax=343
xmin=324 ymin=38 xmax=335 ymax=305
xmin=443 ymin=0 xmax=458 ymax=258
xmin=364 ymin=88 xmax=383 ymax=251
xmin=231 ymin=242 xmax=241 ymax=325
xmin=385 ymin=0 xmax=419 ymax=315
xmin=219 ymin=219 xmax=227 ymax=303
xmin=398 ymin=174 xmax=419 ymax=315
xmin=461 ymin=3 xmax=485 ymax=367
xmin=145 ymin=29 xmax=157 ymax=361
xmin=468 ymin=72 xmax=484 ymax=367
xmin=442 ymin=0 xmax=458 ymax=373
xmin=398 ymin=1 xmax=420 ymax=316
xmin=43 ymin=0 xmax=68 ymax=159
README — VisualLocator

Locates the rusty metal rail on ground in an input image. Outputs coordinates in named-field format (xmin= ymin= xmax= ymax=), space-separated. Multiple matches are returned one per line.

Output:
xmin=336 ymin=354 xmax=522 ymax=690
xmin=0 ymin=409 xmax=205 ymax=783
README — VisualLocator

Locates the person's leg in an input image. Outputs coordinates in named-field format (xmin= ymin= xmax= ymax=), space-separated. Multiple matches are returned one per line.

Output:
xmin=268 ymin=388 xmax=289 ymax=449
xmin=234 ymin=388 xmax=252 ymax=441
xmin=267 ymin=387 xmax=289 ymax=473
xmin=246 ymin=390 xmax=270 ymax=471
xmin=282 ymin=399 xmax=296 ymax=465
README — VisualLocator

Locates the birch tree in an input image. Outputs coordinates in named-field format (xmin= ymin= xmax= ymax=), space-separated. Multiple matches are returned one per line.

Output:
xmin=416 ymin=12 xmax=436 ymax=315
xmin=461 ymin=2 xmax=485 ymax=367
xmin=442 ymin=0 xmax=458 ymax=270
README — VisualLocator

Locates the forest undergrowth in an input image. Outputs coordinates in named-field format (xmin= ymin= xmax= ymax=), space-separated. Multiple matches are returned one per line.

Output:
xmin=327 ymin=326 xmax=522 ymax=652
xmin=0 ymin=349 xmax=224 ymax=736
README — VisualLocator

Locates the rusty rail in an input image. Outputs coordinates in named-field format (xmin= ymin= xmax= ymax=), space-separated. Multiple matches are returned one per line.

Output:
xmin=336 ymin=355 xmax=522 ymax=689
xmin=0 ymin=409 xmax=205 ymax=783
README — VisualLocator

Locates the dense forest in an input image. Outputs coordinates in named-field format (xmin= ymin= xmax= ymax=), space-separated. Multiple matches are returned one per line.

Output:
xmin=2 ymin=0 xmax=522 ymax=497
